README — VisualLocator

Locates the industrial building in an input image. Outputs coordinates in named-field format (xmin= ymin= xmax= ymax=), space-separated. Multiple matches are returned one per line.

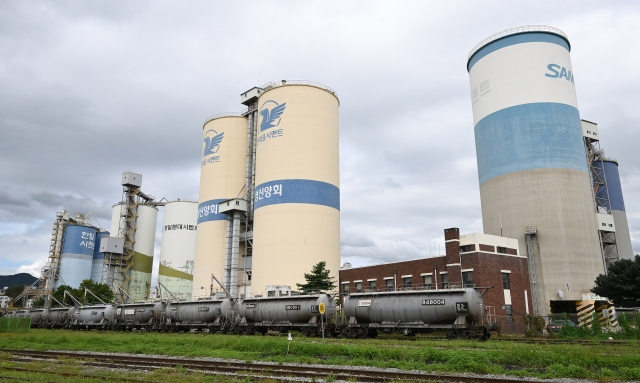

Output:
xmin=467 ymin=25 xmax=633 ymax=316
xmin=193 ymin=81 xmax=341 ymax=299
xmin=339 ymin=228 xmax=532 ymax=331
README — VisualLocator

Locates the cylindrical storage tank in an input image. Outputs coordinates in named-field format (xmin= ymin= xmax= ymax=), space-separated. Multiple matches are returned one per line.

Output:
xmin=116 ymin=302 xmax=158 ymax=324
xmin=193 ymin=115 xmax=248 ymax=298
xmin=594 ymin=160 xmax=633 ymax=260
xmin=109 ymin=203 xmax=158 ymax=300
xmin=54 ymin=225 xmax=96 ymax=289
xmin=91 ymin=231 xmax=110 ymax=283
xmin=252 ymin=83 xmax=340 ymax=294
xmin=239 ymin=294 xmax=335 ymax=323
xmin=73 ymin=305 xmax=117 ymax=324
xmin=166 ymin=299 xmax=232 ymax=323
xmin=467 ymin=26 xmax=604 ymax=314
xmin=344 ymin=289 xmax=483 ymax=324
xmin=159 ymin=201 xmax=198 ymax=300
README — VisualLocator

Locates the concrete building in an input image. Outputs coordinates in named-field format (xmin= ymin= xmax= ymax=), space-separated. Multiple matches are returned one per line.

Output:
xmin=339 ymin=228 xmax=532 ymax=329
xmin=467 ymin=26 xmax=605 ymax=315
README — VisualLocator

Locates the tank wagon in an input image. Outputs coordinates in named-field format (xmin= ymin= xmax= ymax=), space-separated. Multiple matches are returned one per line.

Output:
xmin=115 ymin=302 xmax=167 ymax=331
xmin=164 ymin=298 xmax=237 ymax=332
xmin=237 ymin=293 xmax=335 ymax=336
xmin=45 ymin=307 xmax=76 ymax=328
xmin=341 ymin=288 xmax=489 ymax=340
xmin=70 ymin=305 xmax=117 ymax=330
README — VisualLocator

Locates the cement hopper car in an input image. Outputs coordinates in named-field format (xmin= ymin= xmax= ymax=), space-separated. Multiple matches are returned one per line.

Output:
xmin=342 ymin=288 xmax=489 ymax=340
xmin=165 ymin=299 xmax=237 ymax=332
xmin=116 ymin=302 xmax=167 ymax=331
xmin=237 ymin=293 xmax=335 ymax=336
xmin=46 ymin=307 xmax=76 ymax=328
xmin=71 ymin=305 xmax=117 ymax=329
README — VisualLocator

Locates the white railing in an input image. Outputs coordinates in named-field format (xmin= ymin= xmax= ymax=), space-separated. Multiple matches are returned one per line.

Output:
xmin=203 ymin=112 xmax=243 ymax=126
xmin=259 ymin=80 xmax=338 ymax=98
xmin=468 ymin=25 xmax=569 ymax=61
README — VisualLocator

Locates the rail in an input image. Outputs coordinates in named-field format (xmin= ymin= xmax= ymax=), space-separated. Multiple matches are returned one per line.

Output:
xmin=341 ymin=282 xmax=474 ymax=294
xmin=203 ymin=112 xmax=244 ymax=126
xmin=468 ymin=25 xmax=569 ymax=61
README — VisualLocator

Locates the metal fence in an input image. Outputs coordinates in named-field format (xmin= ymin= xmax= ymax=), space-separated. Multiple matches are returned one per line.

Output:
xmin=0 ymin=317 xmax=31 ymax=333
xmin=468 ymin=25 xmax=568 ymax=60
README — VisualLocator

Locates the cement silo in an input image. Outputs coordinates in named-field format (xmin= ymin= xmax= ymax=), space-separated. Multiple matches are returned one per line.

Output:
xmin=594 ymin=160 xmax=634 ymax=260
xmin=90 ymin=231 xmax=110 ymax=283
xmin=193 ymin=115 xmax=248 ymax=298
xmin=109 ymin=202 xmax=158 ymax=300
xmin=467 ymin=26 xmax=604 ymax=315
xmin=54 ymin=225 xmax=96 ymax=289
xmin=159 ymin=200 xmax=197 ymax=299
xmin=252 ymin=82 xmax=340 ymax=295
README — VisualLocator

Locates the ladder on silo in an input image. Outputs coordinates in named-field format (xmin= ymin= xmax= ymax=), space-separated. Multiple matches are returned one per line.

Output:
xmin=524 ymin=226 xmax=541 ymax=316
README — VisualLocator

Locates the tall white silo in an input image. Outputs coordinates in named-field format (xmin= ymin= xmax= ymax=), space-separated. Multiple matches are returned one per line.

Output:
xmin=193 ymin=115 xmax=248 ymax=298
xmin=109 ymin=202 xmax=158 ymax=300
xmin=252 ymin=82 xmax=341 ymax=295
xmin=467 ymin=26 xmax=605 ymax=315
xmin=159 ymin=200 xmax=198 ymax=300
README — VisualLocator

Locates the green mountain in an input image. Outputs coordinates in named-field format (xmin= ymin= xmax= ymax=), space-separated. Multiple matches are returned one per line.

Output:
xmin=0 ymin=273 xmax=38 ymax=289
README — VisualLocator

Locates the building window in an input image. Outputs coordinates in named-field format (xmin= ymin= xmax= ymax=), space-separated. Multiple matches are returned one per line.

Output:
xmin=505 ymin=304 xmax=513 ymax=322
xmin=502 ymin=273 xmax=510 ymax=290
xmin=497 ymin=247 xmax=506 ymax=254
xmin=268 ymin=290 xmax=275 ymax=297
xmin=462 ymin=271 xmax=473 ymax=287
xmin=355 ymin=282 xmax=362 ymax=293
xmin=460 ymin=245 xmax=472 ymax=252
xmin=441 ymin=273 xmax=449 ymax=289
xmin=368 ymin=280 xmax=376 ymax=292
xmin=342 ymin=284 xmax=349 ymax=294
xmin=385 ymin=279 xmax=394 ymax=291
xmin=423 ymin=275 xmax=432 ymax=289
xmin=403 ymin=277 xmax=412 ymax=289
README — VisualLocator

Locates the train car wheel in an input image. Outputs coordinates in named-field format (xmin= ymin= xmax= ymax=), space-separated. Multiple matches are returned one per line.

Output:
xmin=402 ymin=329 xmax=414 ymax=336
xmin=367 ymin=329 xmax=379 ymax=338
xmin=445 ymin=330 xmax=456 ymax=340
xmin=357 ymin=329 xmax=368 ymax=339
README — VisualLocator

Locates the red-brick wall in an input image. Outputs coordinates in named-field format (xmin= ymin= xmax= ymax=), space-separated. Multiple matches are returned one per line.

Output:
xmin=479 ymin=244 xmax=495 ymax=252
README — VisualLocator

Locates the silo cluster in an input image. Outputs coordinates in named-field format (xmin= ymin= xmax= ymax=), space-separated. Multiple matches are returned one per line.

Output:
xmin=193 ymin=82 xmax=341 ymax=298
xmin=158 ymin=200 xmax=198 ymax=300
xmin=467 ymin=26 xmax=633 ymax=315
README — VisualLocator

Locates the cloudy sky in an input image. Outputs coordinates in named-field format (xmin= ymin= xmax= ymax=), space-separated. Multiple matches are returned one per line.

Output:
xmin=1 ymin=1 xmax=639 ymax=284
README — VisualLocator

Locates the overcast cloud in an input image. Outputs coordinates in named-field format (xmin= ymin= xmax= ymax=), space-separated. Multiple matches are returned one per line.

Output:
xmin=1 ymin=1 xmax=639 ymax=285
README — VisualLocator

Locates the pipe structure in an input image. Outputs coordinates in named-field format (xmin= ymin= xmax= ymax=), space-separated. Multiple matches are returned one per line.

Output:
xmin=245 ymin=113 xmax=254 ymax=215
xmin=223 ymin=217 xmax=233 ymax=291
xmin=230 ymin=210 xmax=242 ymax=298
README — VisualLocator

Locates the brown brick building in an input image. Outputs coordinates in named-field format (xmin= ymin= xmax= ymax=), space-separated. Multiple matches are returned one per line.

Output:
xmin=339 ymin=228 xmax=533 ymax=326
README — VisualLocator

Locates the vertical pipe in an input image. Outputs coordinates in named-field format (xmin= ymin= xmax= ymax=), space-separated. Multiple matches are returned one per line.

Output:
xmin=246 ymin=113 xmax=254 ymax=209
xmin=250 ymin=111 xmax=258 ymax=220
xmin=230 ymin=210 xmax=242 ymax=298
xmin=223 ymin=217 xmax=233 ymax=292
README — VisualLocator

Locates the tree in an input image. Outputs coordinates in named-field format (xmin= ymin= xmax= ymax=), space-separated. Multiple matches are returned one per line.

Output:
xmin=296 ymin=261 xmax=336 ymax=292
xmin=591 ymin=255 xmax=640 ymax=307
xmin=47 ymin=279 xmax=115 ymax=307
xmin=4 ymin=284 xmax=26 ymax=299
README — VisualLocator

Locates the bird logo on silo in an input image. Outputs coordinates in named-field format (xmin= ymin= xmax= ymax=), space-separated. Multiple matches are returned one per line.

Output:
xmin=260 ymin=101 xmax=286 ymax=132
xmin=203 ymin=130 xmax=224 ymax=157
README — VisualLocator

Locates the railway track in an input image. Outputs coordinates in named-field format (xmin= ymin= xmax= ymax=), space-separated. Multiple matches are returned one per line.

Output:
xmin=369 ymin=335 xmax=638 ymax=346
xmin=3 ymin=348 xmax=540 ymax=383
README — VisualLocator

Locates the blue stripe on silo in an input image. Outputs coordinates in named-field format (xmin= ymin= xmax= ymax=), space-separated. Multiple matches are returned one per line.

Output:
xmin=197 ymin=198 xmax=229 ymax=224
xmin=475 ymin=102 xmax=588 ymax=185
xmin=467 ymin=32 xmax=570 ymax=72
xmin=254 ymin=179 xmax=340 ymax=211
xmin=62 ymin=225 xmax=96 ymax=255
xmin=594 ymin=160 xmax=626 ymax=212
xmin=93 ymin=232 xmax=110 ymax=260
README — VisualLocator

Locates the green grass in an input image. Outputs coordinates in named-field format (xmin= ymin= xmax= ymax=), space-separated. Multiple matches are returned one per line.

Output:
xmin=1 ymin=330 xmax=639 ymax=381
